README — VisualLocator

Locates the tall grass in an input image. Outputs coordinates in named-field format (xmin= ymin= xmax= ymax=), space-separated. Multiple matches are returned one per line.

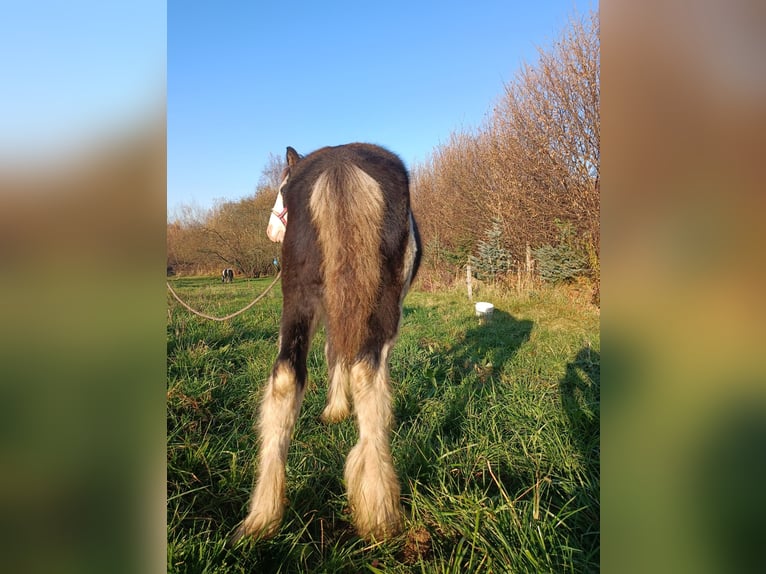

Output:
xmin=167 ymin=277 xmax=600 ymax=572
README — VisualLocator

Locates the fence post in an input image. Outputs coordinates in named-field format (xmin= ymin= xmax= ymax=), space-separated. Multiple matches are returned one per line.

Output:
xmin=466 ymin=262 xmax=473 ymax=300
xmin=525 ymin=243 xmax=532 ymax=280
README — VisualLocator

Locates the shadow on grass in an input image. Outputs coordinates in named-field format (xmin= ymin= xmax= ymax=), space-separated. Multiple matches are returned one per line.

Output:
xmin=395 ymin=308 xmax=533 ymax=487
xmin=558 ymin=346 xmax=600 ymax=563
xmin=441 ymin=309 xmax=533 ymax=437
xmin=559 ymin=346 xmax=600 ymax=464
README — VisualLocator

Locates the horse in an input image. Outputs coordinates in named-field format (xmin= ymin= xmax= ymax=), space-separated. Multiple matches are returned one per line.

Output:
xmin=235 ymin=143 xmax=421 ymax=541
xmin=222 ymin=268 xmax=234 ymax=283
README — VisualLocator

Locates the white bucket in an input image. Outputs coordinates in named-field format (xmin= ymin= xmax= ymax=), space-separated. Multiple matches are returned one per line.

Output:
xmin=475 ymin=301 xmax=494 ymax=322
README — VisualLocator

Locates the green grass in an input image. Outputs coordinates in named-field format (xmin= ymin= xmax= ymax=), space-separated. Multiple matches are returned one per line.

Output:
xmin=167 ymin=277 xmax=600 ymax=573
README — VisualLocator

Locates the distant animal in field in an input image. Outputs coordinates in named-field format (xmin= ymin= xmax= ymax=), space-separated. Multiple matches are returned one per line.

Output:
xmin=222 ymin=268 xmax=234 ymax=283
xmin=236 ymin=143 xmax=421 ymax=541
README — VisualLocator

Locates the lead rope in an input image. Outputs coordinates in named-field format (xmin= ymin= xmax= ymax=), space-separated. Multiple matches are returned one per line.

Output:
xmin=166 ymin=271 xmax=281 ymax=321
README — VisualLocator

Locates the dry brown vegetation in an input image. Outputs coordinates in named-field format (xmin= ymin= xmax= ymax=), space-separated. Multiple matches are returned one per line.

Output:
xmin=167 ymin=153 xmax=285 ymax=277
xmin=412 ymin=11 xmax=599 ymax=295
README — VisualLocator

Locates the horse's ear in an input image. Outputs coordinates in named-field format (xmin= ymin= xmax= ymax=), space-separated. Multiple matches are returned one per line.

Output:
xmin=286 ymin=147 xmax=301 ymax=167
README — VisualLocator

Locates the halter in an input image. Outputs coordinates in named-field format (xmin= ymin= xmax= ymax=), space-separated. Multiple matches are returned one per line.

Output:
xmin=272 ymin=206 xmax=288 ymax=227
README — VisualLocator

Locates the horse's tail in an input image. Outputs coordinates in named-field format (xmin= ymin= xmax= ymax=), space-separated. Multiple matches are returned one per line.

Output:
xmin=309 ymin=162 xmax=385 ymax=364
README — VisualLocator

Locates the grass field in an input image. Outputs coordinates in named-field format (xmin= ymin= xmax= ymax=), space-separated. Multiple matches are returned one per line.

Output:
xmin=167 ymin=276 xmax=600 ymax=573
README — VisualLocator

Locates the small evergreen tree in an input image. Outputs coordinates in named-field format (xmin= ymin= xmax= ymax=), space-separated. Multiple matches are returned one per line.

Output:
xmin=471 ymin=218 xmax=513 ymax=280
xmin=533 ymin=220 xmax=589 ymax=284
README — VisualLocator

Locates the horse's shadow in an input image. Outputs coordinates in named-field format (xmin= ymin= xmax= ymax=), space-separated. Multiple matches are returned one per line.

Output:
xmin=394 ymin=307 xmax=534 ymax=483
xmin=442 ymin=309 xmax=533 ymax=437
xmin=557 ymin=346 xmax=600 ymax=559
xmin=559 ymin=346 xmax=600 ymax=464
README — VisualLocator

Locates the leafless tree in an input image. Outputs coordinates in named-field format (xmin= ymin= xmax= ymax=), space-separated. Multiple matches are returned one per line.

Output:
xmin=412 ymin=9 xmax=599 ymax=288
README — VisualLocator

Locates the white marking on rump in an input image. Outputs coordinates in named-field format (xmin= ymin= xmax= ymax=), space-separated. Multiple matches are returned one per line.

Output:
xmin=266 ymin=190 xmax=287 ymax=243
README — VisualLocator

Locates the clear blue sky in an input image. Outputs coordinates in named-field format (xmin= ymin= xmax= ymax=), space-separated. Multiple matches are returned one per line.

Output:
xmin=168 ymin=1 xmax=587 ymax=217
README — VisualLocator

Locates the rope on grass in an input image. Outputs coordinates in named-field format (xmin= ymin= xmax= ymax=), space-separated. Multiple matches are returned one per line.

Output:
xmin=166 ymin=272 xmax=281 ymax=321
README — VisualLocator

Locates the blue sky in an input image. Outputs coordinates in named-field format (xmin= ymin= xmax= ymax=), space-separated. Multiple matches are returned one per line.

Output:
xmin=168 ymin=1 xmax=587 ymax=216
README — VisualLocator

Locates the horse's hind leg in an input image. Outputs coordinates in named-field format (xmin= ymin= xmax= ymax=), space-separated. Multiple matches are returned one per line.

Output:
xmin=234 ymin=308 xmax=315 ymax=541
xmin=321 ymin=341 xmax=351 ymax=423
xmin=345 ymin=342 xmax=402 ymax=539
